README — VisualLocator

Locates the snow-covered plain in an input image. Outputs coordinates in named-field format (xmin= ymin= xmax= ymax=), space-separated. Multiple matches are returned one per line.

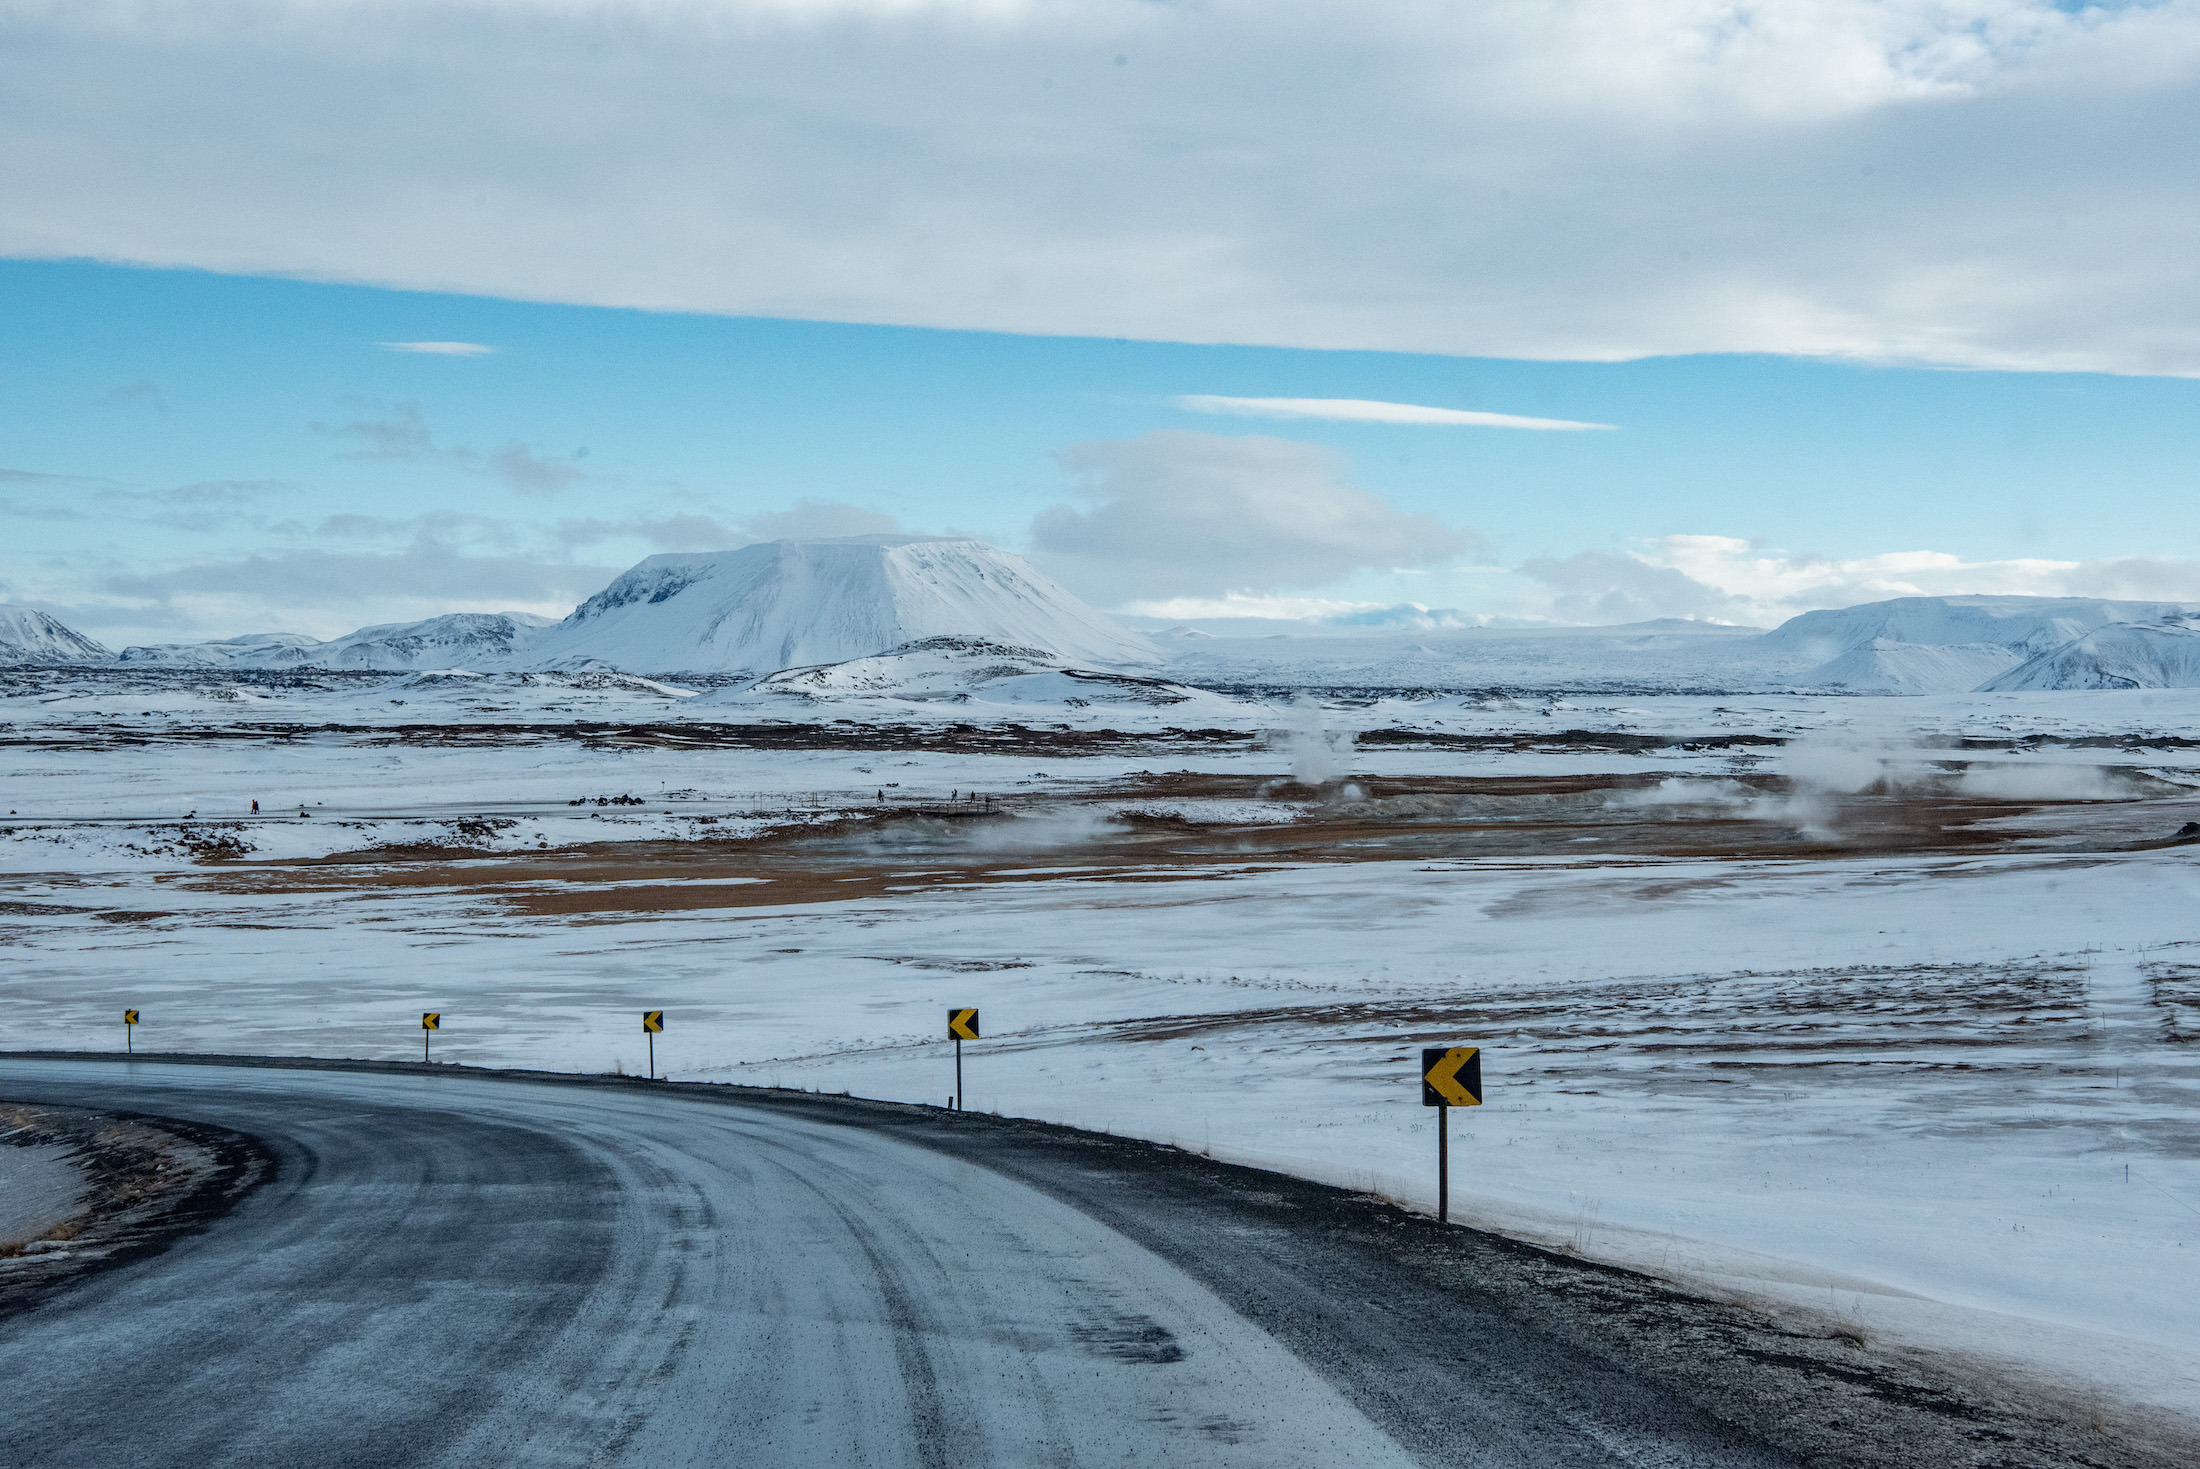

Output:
xmin=4 ymin=671 xmax=2200 ymax=1425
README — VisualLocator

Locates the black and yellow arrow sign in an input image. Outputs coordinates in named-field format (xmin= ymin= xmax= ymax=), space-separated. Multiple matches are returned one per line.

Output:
xmin=123 ymin=1009 xmax=139 ymax=1025
xmin=948 ymin=1008 xmax=980 ymax=1041
xmin=421 ymin=1012 xmax=441 ymax=1031
xmin=642 ymin=1010 xmax=664 ymax=1033
xmin=1421 ymin=1047 xmax=1482 ymax=1107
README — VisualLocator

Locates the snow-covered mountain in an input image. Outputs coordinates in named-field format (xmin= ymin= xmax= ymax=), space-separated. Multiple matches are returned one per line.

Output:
xmin=724 ymin=636 xmax=1229 ymax=710
xmin=0 ymin=606 xmax=112 ymax=665
xmin=302 ymin=612 xmax=559 ymax=670
xmin=1981 ymin=614 xmax=2200 ymax=690
xmin=120 ymin=632 xmax=327 ymax=667
xmin=120 ymin=613 xmax=558 ymax=670
xmin=526 ymin=536 xmax=1159 ymax=675
xmin=1762 ymin=596 xmax=2200 ymax=692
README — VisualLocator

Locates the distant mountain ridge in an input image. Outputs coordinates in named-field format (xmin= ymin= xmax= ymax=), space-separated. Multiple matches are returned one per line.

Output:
xmin=119 ymin=632 xmax=325 ymax=668
xmin=10 ymin=537 xmax=1157 ymax=678
xmin=13 ymin=579 xmax=2200 ymax=693
xmin=119 ymin=613 xmax=558 ymax=670
xmin=1762 ymin=595 xmax=2200 ymax=693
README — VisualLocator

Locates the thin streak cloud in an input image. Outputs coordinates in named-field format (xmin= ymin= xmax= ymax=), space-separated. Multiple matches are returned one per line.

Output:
xmin=1175 ymin=397 xmax=1615 ymax=432
xmin=377 ymin=341 xmax=497 ymax=356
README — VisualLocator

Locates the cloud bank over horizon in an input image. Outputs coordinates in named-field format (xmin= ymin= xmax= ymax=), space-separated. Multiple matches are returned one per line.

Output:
xmin=17 ymin=460 xmax=2200 ymax=648
xmin=7 ymin=0 xmax=2200 ymax=374
xmin=1509 ymin=536 xmax=2200 ymax=630
xmin=1030 ymin=430 xmax=1481 ymax=604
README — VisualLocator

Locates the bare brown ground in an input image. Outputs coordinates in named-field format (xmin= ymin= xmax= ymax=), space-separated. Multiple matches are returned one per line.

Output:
xmin=156 ymin=771 xmax=2200 ymax=922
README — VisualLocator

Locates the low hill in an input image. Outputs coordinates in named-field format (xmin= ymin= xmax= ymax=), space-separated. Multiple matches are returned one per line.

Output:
xmin=120 ymin=633 xmax=326 ymax=667
xmin=121 ymin=613 xmax=557 ymax=670
xmin=723 ymin=636 xmax=1230 ymax=711
xmin=1982 ymin=615 xmax=2200 ymax=690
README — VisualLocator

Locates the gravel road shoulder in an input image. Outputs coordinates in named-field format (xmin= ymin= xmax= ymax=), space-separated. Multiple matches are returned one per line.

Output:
xmin=0 ymin=1097 xmax=273 ymax=1317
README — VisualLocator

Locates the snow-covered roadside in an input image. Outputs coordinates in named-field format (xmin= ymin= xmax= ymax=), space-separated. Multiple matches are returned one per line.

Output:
xmin=6 ymin=842 xmax=2200 ymax=1418
xmin=11 ymin=666 xmax=2200 ymax=740
xmin=0 ymin=1141 xmax=85 ymax=1247
xmin=6 ymin=683 xmax=2200 ymax=1423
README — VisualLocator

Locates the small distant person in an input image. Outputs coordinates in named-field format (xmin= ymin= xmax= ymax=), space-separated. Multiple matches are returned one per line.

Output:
xmin=251 ymin=799 xmax=259 ymax=813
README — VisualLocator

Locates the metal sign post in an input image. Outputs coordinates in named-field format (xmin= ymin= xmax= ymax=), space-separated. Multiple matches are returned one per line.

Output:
xmin=422 ymin=1011 xmax=440 ymax=1062
xmin=1420 ymin=1046 xmax=1483 ymax=1224
xmin=124 ymin=1009 xmax=139 ymax=1054
xmin=947 ymin=1008 xmax=980 ymax=1109
xmin=643 ymin=1010 xmax=664 ymax=1079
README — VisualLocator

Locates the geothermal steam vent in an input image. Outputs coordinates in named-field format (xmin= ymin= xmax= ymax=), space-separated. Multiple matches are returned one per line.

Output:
xmin=525 ymin=534 xmax=1159 ymax=674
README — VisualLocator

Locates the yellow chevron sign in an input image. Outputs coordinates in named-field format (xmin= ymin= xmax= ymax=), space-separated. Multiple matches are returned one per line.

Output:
xmin=1421 ymin=1047 xmax=1482 ymax=1107
xmin=421 ymin=1012 xmax=440 ymax=1031
xmin=123 ymin=1009 xmax=139 ymax=1025
xmin=948 ymin=1008 xmax=980 ymax=1041
xmin=642 ymin=1010 xmax=664 ymax=1033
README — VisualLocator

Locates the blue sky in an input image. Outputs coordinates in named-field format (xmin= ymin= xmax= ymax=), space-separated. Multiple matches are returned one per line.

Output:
xmin=6 ymin=258 xmax=2200 ymax=643
xmin=4 ymin=0 xmax=2200 ymax=644
xmin=6 ymin=259 xmax=2199 ymax=644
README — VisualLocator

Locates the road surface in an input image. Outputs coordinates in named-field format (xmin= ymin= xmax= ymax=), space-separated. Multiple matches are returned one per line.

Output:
xmin=0 ymin=1058 xmax=2155 ymax=1467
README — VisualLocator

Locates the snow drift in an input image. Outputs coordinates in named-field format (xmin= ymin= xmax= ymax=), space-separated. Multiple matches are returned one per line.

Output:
xmin=0 ymin=607 xmax=111 ymax=665
xmin=527 ymin=536 xmax=1158 ymax=675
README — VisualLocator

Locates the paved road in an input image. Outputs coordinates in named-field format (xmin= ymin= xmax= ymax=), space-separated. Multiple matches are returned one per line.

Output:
xmin=0 ymin=1060 xmax=2154 ymax=1468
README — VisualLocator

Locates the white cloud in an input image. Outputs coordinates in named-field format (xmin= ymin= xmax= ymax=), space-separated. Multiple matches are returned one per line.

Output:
xmin=1520 ymin=535 xmax=2200 ymax=626
xmin=1176 ymin=396 xmax=1613 ymax=431
xmin=739 ymin=500 xmax=902 ymax=541
xmin=376 ymin=341 xmax=495 ymax=356
xmin=97 ymin=542 xmax=617 ymax=640
xmin=6 ymin=2 xmax=2200 ymax=372
xmin=1518 ymin=549 xmax=1757 ymax=625
xmin=550 ymin=500 xmax=900 ymax=551
xmin=1030 ymin=430 xmax=1479 ymax=603
xmin=489 ymin=443 xmax=583 ymax=498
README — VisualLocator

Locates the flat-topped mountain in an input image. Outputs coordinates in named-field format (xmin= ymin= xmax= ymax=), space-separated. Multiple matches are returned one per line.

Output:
xmin=524 ymin=535 xmax=1159 ymax=674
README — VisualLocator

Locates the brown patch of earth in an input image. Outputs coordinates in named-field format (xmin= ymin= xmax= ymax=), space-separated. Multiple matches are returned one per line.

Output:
xmin=135 ymin=770 xmax=2200 ymax=922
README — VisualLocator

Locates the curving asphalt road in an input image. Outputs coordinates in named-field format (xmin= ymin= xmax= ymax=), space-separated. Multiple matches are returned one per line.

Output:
xmin=0 ymin=1059 xmax=2163 ymax=1469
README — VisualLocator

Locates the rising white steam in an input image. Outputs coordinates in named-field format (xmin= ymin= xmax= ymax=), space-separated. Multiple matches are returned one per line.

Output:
xmin=1954 ymin=764 xmax=2129 ymax=801
xmin=1274 ymin=699 xmax=1355 ymax=786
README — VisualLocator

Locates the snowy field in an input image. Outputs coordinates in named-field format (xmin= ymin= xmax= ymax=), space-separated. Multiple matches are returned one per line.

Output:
xmin=5 ymin=674 xmax=2200 ymax=1423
